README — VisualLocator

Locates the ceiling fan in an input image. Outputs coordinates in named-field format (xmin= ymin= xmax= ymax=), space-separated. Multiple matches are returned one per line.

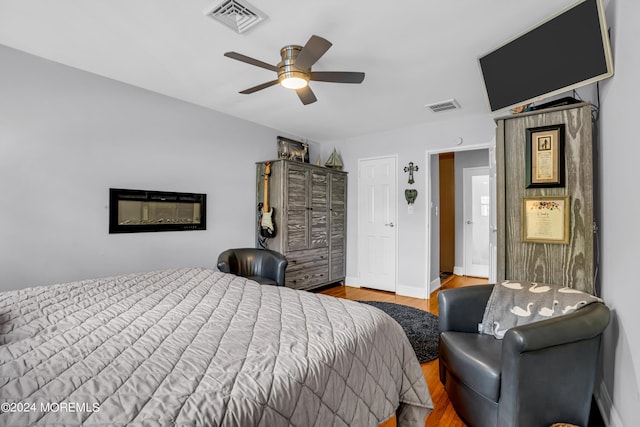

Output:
xmin=224 ymin=35 xmax=365 ymax=105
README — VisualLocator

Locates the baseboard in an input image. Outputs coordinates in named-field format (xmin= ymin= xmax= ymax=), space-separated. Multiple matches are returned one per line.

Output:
xmin=344 ymin=276 xmax=361 ymax=288
xmin=430 ymin=277 xmax=441 ymax=294
xmin=453 ymin=266 xmax=464 ymax=276
xmin=595 ymin=381 xmax=624 ymax=427
xmin=345 ymin=277 xmax=429 ymax=299
xmin=396 ymin=284 xmax=428 ymax=299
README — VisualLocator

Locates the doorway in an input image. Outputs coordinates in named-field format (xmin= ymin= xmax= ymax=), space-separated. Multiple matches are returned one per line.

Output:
xmin=426 ymin=146 xmax=495 ymax=293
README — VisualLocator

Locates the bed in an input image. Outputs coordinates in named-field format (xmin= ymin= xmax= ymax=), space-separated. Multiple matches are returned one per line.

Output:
xmin=0 ymin=268 xmax=433 ymax=426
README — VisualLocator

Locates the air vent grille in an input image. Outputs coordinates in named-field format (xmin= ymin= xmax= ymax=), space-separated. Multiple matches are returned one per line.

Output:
xmin=204 ymin=0 xmax=267 ymax=34
xmin=425 ymin=99 xmax=461 ymax=113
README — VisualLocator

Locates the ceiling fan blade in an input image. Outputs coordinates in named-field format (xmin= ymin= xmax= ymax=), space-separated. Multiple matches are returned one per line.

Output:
xmin=239 ymin=80 xmax=280 ymax=94
xmin=294 ymin=35 xmax=332 ymax=70
xmin=224 ymin=52 xmax=278 ymax=72
xmin=310 ymin=71 xmax=365 ymax=84
xmin=296 ymin=86 xmax=317 ymax=105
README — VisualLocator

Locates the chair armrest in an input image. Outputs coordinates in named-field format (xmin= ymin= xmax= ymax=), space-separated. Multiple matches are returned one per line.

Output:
xmin=262 ymin=255 xmax=288 ymax=286
xmin=438 ymin=284 xmax=495 ymax=333
xmin=502 ymin=302 xmax=610 ymax=354
xmin=216 ymin=250 xmax=233 ymax=273
xmin=217 ymin=261 xmax=231 ymax=273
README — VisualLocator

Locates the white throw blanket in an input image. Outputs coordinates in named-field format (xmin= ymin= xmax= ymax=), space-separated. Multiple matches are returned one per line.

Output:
xmin=480 ymin=280 xmax=603 ymax=339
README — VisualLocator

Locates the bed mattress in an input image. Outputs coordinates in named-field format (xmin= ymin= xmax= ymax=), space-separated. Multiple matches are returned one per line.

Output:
xmin=0 ymin=268 xmax=432 ymax=426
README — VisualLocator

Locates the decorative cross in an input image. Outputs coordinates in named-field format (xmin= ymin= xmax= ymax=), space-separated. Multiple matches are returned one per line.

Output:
xmin=404 ymin=162 xmax=419 ymax=184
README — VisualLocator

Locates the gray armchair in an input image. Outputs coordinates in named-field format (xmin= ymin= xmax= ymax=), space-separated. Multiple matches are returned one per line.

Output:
xmin=438 ymin=284 xmax=610 ymax=427
xmin=217 ymin=248 xmax=288 ymax=286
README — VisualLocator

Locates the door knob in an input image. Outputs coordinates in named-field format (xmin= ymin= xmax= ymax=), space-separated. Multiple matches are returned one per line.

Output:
xmin=385 ymin=222 xmax=395 ymax=227
xmin=466 ymin=220 xmax=473 ymax=224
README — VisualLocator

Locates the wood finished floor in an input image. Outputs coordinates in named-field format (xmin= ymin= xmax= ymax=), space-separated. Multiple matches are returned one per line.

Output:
xmin=318 ymin=275 xmax=489 ymax=427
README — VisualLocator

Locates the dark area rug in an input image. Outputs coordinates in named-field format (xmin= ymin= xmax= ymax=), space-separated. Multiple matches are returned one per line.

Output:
xmin=359 ymin=301 xmax=439 ymax=363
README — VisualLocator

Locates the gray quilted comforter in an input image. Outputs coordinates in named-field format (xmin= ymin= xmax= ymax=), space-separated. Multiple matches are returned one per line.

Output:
xmin=0 ymin=268 xmax=432 ymax=426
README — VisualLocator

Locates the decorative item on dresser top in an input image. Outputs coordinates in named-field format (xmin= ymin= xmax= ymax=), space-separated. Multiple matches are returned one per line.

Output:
xmin=277 ymin=136 xmax=309 ymax=163
xmin=324 ymin=147 xmax=344 ymax=170
xmin=256 ymin=159 xmax=347 ymax=290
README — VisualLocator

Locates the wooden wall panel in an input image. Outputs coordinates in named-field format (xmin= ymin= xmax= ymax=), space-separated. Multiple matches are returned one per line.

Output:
xmin=496 ymin=103 xmax=594 ymax=293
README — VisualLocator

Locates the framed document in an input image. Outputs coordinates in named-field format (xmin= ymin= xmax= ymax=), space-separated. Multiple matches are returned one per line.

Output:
xmin=522 ymin=196 xmax=570 ymax=244
xmin=525 ymin=124 xmax=565 ymax=188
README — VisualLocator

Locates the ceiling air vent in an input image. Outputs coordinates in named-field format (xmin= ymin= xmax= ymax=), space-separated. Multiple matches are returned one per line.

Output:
xmin=425 ymin=99 xmax=461 ymax=113
xmin=203 ymin=0 xmax=268 ymax=34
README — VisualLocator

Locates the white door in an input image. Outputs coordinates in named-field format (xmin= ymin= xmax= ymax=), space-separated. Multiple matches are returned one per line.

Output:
xmin=357 ymin=156 xmax=397 ymax=292
xmin=463 ymin=167 xmax=490 ymax=278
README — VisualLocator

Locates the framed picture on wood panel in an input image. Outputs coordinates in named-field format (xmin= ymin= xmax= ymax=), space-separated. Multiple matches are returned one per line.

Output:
xmin=525 ymin=124 xmax=565 ymax=188
xmin=522 ymin=196 xmax=570 ymax=244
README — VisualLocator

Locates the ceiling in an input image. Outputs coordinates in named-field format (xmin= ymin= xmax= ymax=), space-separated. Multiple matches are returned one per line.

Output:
xmin=0 ymin=0 xmax=577 ymax=142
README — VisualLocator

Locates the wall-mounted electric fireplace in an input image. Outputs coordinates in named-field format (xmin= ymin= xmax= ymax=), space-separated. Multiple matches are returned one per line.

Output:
xmin=109 ymin=188 xmax=206 ymax=233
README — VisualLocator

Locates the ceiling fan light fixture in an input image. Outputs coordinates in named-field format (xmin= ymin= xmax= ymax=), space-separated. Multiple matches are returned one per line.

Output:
xmin=278 ymin=45 xmax=309 ymax=90
xmin=280 ymin=74 xmax=308 ymax=90
xmin=224 ymin=35 xmax=365 ymax=104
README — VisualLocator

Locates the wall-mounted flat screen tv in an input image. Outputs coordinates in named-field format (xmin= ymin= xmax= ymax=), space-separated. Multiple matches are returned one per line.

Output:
xmin=479 ymin=0 xmax=613 ymax=113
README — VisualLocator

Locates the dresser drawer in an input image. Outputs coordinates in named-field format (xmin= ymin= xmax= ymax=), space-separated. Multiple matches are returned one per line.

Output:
xmin=286 ymin=248 xmax=329 ymax=271
xmin=286 ymin=266 xmax=329 ymax=290
xmin=285 ymin=248 xmax=329 ymax=289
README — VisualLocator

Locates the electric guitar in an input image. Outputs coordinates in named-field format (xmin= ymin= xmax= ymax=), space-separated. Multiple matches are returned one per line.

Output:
xmin=259 ymin=162 xmax=276 ymax=238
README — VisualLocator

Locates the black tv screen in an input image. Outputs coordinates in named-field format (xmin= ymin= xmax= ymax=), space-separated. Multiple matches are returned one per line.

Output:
xmin=479 ymin=0 xmax=613 ymax=112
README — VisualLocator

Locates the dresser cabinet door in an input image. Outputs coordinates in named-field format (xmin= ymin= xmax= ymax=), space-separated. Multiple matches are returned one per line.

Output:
xmin=285 ymin=165 xmax=310 ymax=251
xmin=309 ymin=170 xmax=329 ymax=249
xmin=329 ymin=173 xmax=347 ymax=280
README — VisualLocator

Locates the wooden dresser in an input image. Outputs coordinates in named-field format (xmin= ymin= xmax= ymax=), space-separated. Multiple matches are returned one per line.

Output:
xmin=256 ymin=160 xmax=347 ymax=290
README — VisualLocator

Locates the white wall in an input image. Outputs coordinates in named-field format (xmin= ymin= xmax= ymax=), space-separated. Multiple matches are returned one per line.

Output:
xmin=593 ymin=0 xmax=640 ymax=425
xmin=0 ymin=45 xmax=315 ymax=291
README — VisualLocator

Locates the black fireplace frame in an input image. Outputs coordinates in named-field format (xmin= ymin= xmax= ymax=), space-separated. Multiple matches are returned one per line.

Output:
xmin=109 ymin=188 xmax=207 ymax=234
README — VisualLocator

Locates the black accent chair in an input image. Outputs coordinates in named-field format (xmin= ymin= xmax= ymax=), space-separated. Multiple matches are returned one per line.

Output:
xmin=217 ymin=248 xmax=288 ymax=286
xmin=438 ymin=284 xmax=610 ymax=427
